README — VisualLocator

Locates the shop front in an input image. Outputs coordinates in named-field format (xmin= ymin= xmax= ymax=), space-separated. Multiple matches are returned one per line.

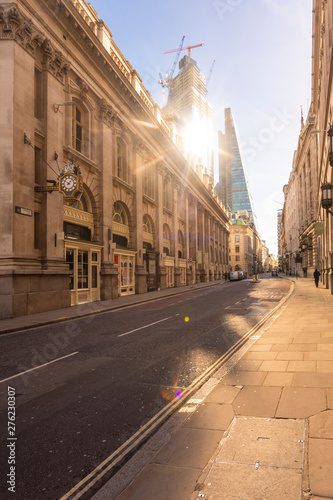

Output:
xmin=65 ymin=242 xmax=101 ymax=305
xmin=114 ymin=250 xmax=136 ymax=296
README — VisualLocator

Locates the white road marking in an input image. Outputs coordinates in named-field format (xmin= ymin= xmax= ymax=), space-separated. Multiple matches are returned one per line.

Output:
xmin=118 ymin=316 xmax=176 ymax=337
xmin=0 ymin=351 xmax=79 ymax=384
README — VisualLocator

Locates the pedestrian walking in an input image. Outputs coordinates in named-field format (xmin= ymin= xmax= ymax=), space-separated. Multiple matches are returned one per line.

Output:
xmin=313 ymin=268 xmax=321 ymax=287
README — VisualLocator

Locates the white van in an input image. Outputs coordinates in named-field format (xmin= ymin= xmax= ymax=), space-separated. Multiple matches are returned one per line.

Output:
xmin=229 ymin=271 xmax=240 ymax=281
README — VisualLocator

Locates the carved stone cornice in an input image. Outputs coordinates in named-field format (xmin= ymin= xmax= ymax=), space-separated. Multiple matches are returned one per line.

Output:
xmin=76 ymin=76 xmax=89 ymax=100
xmin=42 ymin=38 xmax=70 ymax=82
xmin=0 ymin=4 xmax=44 ymax=54
xmin=99 ymin=99 xmax=115 ymax=128
xmin=156 ymin=163 xmax=172 ymax=182
xmin=0 ymin=4 xmax=69 ymax=81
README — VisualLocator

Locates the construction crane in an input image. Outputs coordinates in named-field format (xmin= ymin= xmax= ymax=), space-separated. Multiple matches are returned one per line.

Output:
xmin=164 ymin=42 xmax=204 ymax=59
xmin=205 ymin=60 xmax=215 ymax=95
xmin=165 ymin=35 xmax=185 ymax=82
xmin=159 ymin=36 xmax=185 ymax=106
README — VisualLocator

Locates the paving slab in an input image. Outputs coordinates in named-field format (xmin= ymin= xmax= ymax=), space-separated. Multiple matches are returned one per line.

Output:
xmin=309 ymin=438 xmax=333 ymax=498
xmin=152 ymin=427 xmax=222 ymax=469
xmin=182 ymin=403 xmax=234 ymax=430
xmin=276 ymin=351 xmax=304 ymax=360
xmin=197 ymin=463 xmax=303 ymax=500
xmin=220 ymin=370 xmax=267 ymax=386
xmin=309 ymin=410 xmax=333 ymax=439
xmin=292 ymin=372 xmax=333 ymax=388
xmin=270 ymin=343 xmax=289 ymax=351
xmin=288 ymin=343 xmax=318 ymax=351
xmin=263 ymin=372 xmax=294 ymax=387
xmin=204 ymin=384 xmax=240 ymax=404
xmin=276 ymin=387 xmax=327 ymax=418
xmin=116 ymin=463 xmax=200 ymax=500
xmin=304 ymin=352 xmax=333 ymax=360
xmin=216 ymin=417 xmax=305 ymax=468
xmin=287 ymin=360 xmax=316 ymax=372
xmin=232 ymin=386 xmax=281 ymax=417
xmin=328 ymin=389 xmax=333 ymax=408
xmin=232 ymin=359 xmax=263 ymax=371
xmin=317 ymin=361 xmax=333 ymax=372
xmin=243 ymin=351 xmax=278 ymax=360
xmin=259 ymin=360 xmax=289 ymax=371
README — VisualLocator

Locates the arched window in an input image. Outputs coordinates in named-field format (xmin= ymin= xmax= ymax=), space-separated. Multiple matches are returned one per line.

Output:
xmin=113 ymin=201 xmax=128 ymax=225
xmin=64 ymin=191 xmax=92 ymax=213
xmin=116 ymin=138 xmax=127 ymax=181
xmin=143 ymin=214 xmax=153 ymax=234
xmin=72 ymin=103 xmax=84 ymax=153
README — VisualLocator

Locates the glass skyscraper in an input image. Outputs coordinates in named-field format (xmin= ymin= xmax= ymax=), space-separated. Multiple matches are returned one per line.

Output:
xmin=216 ymin=108 xmax=255 ymax=219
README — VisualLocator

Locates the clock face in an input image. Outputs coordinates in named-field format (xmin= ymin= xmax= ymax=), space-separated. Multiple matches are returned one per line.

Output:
xmin=61 ymin=174 xmax=77 ymax=193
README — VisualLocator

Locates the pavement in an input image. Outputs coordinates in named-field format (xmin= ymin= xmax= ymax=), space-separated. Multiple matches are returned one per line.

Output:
xmin=2 ymin=275 xmax=333 ymax=500
xmin=91 ymin=275 xmax=333 ymax=500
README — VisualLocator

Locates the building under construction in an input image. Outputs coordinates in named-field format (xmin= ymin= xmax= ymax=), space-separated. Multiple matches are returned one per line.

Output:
xmin=162 ymin=46 xmax=214 ymax=182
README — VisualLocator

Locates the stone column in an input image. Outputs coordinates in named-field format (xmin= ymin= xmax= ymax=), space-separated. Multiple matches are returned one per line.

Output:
xmin=133 ymin=138 xmax=147 ymax=294
xmin=99 ymin=100 xmax=118 ymax=299
xmin=173 ymin=178 xmax=181 ymax=287
xmin=156 ymin=164 xmax=167 ymax=289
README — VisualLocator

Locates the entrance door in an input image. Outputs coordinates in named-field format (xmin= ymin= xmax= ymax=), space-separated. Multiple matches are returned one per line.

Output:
xmin=114 ymin=251 xmax=135 ymax=295
xmin=65 ymin=244 xmax=101 ymax=305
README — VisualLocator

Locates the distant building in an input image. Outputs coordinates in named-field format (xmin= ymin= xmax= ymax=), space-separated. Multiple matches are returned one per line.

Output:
xmin=164 ymin=55 xmax=214 ymax=180
xmin=229 ymin=211 xmax=261 ymax=276
xmin=216 ymin=108 xmax=255 ymax=219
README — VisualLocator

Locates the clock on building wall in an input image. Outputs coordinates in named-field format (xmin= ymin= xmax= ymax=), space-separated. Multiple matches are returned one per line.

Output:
xmin=59 ymin=173 xmax=81 ymax=197
xmin=35 ymin=160 xmax=83 ymax=198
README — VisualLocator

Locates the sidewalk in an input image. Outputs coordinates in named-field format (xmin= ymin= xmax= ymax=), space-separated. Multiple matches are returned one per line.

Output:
xmin=93 ymin=277 xmax=333 ymax=500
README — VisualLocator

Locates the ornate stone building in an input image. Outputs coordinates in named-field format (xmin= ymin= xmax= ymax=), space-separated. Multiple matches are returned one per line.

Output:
xmin=280 ymin=0 xmax=331 ymax=285
xmin=0 ymin=0 xmax=230 ymax=318
xmin=229 ymin=211 xmax=263 ymax=277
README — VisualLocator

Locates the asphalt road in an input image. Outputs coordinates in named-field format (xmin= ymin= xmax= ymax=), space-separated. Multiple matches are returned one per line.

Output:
xmin=0 ymin=276 xmax=291 ymax=500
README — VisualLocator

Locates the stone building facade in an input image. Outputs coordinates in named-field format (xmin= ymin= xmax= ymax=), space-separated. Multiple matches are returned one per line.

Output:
xmin=280 ymin=0 xmax=332 ymax=285
xmin=229 ymin=212 xmax=262 ymax=277
xmin=0 ymin=0 xmax=230 ymax=319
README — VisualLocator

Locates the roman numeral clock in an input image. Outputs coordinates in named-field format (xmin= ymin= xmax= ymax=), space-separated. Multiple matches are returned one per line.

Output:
xmin=35 ymin=161 xmax=83 ymax=201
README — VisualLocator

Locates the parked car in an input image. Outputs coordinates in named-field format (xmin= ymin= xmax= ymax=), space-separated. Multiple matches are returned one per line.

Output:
xmin=272 ymin=270 xmax=278 ymax=276
xmin=230 ymin=271 xmax=241 ymax=281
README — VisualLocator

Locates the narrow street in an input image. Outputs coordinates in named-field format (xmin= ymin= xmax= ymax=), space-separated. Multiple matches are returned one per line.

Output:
xmin=0 ymin=277 xmax=290 ymax=499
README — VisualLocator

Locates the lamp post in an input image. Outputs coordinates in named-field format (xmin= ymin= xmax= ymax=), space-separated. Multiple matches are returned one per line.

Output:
xmin=321 ymin=183 xmax=333 ymax=215
xmin=328 ymin=123 xmax=333 ymax=167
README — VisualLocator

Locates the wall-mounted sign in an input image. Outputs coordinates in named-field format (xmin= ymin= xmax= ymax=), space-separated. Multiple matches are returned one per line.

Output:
xmin=15 ymin=206 xmax=32 ymax=216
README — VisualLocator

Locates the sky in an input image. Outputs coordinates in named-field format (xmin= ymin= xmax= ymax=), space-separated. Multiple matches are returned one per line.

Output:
xmin=89 ymin=0 xmax=313 ymax=255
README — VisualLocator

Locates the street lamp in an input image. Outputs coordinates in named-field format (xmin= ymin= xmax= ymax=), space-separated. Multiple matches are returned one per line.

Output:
xmin=321 ymin=183 xmax=333 ymax=215
xmin=328 ymin=123 xmax=333 ymax=167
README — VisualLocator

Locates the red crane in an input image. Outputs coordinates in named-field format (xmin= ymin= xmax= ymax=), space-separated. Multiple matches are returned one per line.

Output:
xmin=164 ymin=43 xmax=204 ymax=59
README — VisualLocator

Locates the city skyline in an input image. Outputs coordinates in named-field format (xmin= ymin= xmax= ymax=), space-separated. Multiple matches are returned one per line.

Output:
xmin=90 ymin=0 xmax=313 ymax=255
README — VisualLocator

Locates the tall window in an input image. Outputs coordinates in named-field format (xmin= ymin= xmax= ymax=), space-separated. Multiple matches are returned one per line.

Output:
xmin=163 ymin=223 xmax=171 ymax=255
xmin=178 ymin=230 xmax=184 ymax=258
xmin=235 ymin=235 xmax=240 ymax=242
xmin=116 ymin=138 xmax=127 ymax=181
xmin=34 ymin=67 xmax=43 ymax=119
xmin=143 ymin=164 xmax=153 ymax=198
xmin=163 ymin=180 xmax=171 ymax=210
xmin=72 ymin=104 xmax=84 ymax=153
